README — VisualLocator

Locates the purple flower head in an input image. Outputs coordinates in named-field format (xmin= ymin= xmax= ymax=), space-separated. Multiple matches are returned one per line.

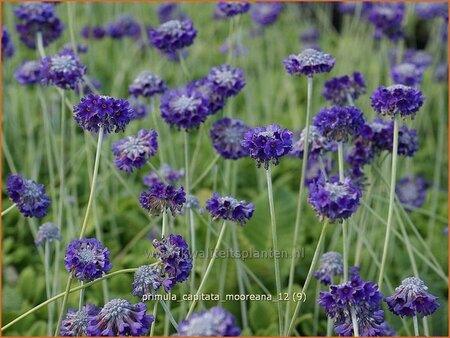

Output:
xmin=148 ymin=19 xmax=197 ymax=53
xmin=14 ymin=60 xmax=41 ymax=85
xmin=368 ymin=3 xmax=405 ymax=41
xmin=391 ymin=63 xmax=424 ymax=86
xmin=112 ymin=129 xmax=158 ymax=172
xmin=64 ymin=238 xmax=112 ymax=282
xmin=128 ymin=96 xmax=148 ymax=120
xmin=308 ymin=174 xmax=362 ymax=223
xmin=415 ymin=2 xmax=448 ymax=20
xmin=346 ymin=138 xmax=375 ymax=168
xmin=139 ymin=183 xmax=186 ymax=216
xmin=160 ymin=86 xmax=210 ymax=131
xmin=132 ymin=265 xmax=163 ymax=297
xmin=370 ymin=84 xmax=424 ymax=119
xmin=300 ymin=27 xmax=321 ymax=50
xmin=60 ymin=305 xmax=97 ymax=336
xmin=80 ymin=25 xmax=106 ymax=39
xmin=396 ymin=176 xmax=428 ymax=211
xmin=40 ymin=49 xmax=87 ymax=90
xmin=398 ymin=125 xmax=419 ymax=156
xmin=6 ymin=174 xmax=51 ymax=218
xmin=187 ymin=77 xmax=226 ymax=115
xmin=305 ymin=154 xmax=334 ymax=185
xmin=35 ymin=222 xmax=61 ymax=246
xmin=313 ymin=106 xmax=365 ymax=142
xmin=73 ymin=94 xmax=133 ymax=133
xmin=242 ymin=124 xmax=293 ymax=169
xmin=361 ymin=118 xmax=394 ymax=152
xmin=219 ymin=36 xmax=249 ymax=58
xmin=2 ymin=26 xmax=15 ymax=59
xmin=157 ymin=3 xmax=187 ymax=23
xmin=207 ymin=64 xmax=246 ymax=98
xmin=403 ymin=49 xmax=433 ymax=70
xmin=143 ymin=163 xmax=184 ymax=187
xmin=178 ymin=307 xmax=241 ymax=336
xmin=289 ymin=126 xmax=337 ymax=158
xmin=87 ymin=299 xmax=153 ymax=336
xmin=210 ymin=117 xmax=250 ymax=159
xmin=251 ymin=2 xmax=283 ymax=26
xmin=129 ymin=71 xmax=167 ymax=98
xmin=313 ymin=252 xmax=344 ymax=285
xmin=217 ymin=2 xmax=251 ymax=17
xmin=434 ymin=63 xmax=448 ymax=83
xmin=323 ymin=72 xmax=367 ymax=106
xmin=283 ymin=48 xmax=335 ymax=77
xmin=14 ymin=2 xmax=55 ymax=22
xmin=206 ymin=192 xmax=254 ymax=224
xmin=385 ymin=277 xmax=439 ymax=317
xmin=152 ymin=234 xmax=192 ymax=291
xmin=107 ymin=15 xmax=141 ymax=39
xmin=74 ymin=77 xmax=102 ymax=96
xmin=181 ymin=195 xmax=204 ymax=215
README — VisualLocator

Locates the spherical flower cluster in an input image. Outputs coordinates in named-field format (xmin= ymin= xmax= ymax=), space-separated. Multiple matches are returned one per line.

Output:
xmin=313 ymin=106 xmax=365 ymax=142
xmin=396 ymin=176 xmax=428 ymax=211
xmin=206 ymin=193 xmax=254 ymax=224
xmin=157 ymin=3 xmax=186 ymax=23
xmin=415 ymin=2 xmax=448 ymax=20
xmin=300 ymin=27 xmax=320 ymax=50
xmin=367 ymin=3 xmax=405 ymax=41
xmin=323 ymin=72 xmax=367 ymax=106
xmin=207 ymin=64 xmax=245 ymax=97
xmin=80 ymin=25 xmax=106 ymax=39
xmin=385 ymin=277 xmax=439 ymax=317
xmin=112 ymin=129 xmax=158 ymax=172
xmin=283 ymin=48 xmax=335 ymax=77
xmin=73 ymin=94 xmax=133 ymax=133
xmin=398 ymin=125 xmax=419 ymax=156
xmin=187 ymin=77 xmax=226 ymax=115
xmin=181 ymin=195 xmax=204 ymax=215
xmin=40 ymin=49 xmax=87 ymax=90
xmin=210 ymin=118 xmax=250 ymax=159
xmin=14 ymin=60 xmax=41 ymax=85
xmin=152 ymin=234 xmax=193 ymax=291
xmin=60 ymin=305 xmax=93 ymax=336
xmin=217 ymin=2 xmax=251 ymax=17
xmin=14 ymin=2 xmax=64 ymax=49
xmin=250 ymin=2 xmax=283 ymax=26
xmin=107 ymin=15 xmax=141 ymax=39
xmin=139 ymin=183 xmax=186 ymax=216
xmin=289 ymin=126 xmax=337 ymax=158
xmin=305 ymin=154 xmax=334 ymax=185
xmin=129 ymin=71 xmax=167 ymax=98
xmin=178 ymin=307 xmax=241 ymax=336
xmin=87 ymin=299 xmax=153 ymax=336
xmin=148 ymin=19 xmax=197 ymax=53
xmin=2 ymin=26 xmax=15 ymax=59
xmin=319 ymin=275 xmax=389 ymax=336
xmin=313 ymin=252 xmax=344 ymax=285
xmin=391 ymin=63 xmax=424 ymax=86
xmin=6 ymin=174 xmax=51 ymax=218
xmin=242 ymin=124 xmax=293 ymax=169
xmin=403 ymin=49 xmax=433 ymax=70
xmin=132 ymin=265 xmax=164 ymax=297
xmin=35 ymin=223 xmax=61 ymax=246
xmin=64 ymin=238 xmax=112 ymax=282
xmin=143 ymin=163 xmax=184 ymax=187
xmin=308 ymin=174 xmax=362 ymax=223
xmin=370 ymin=84 xmax=424 ymax=119
xmin=160 ymin=87 xmax=210 ymax=131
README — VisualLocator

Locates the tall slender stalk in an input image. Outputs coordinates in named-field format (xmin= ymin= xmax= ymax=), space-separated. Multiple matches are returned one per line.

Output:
xmin=1 ymin=203 xmax=16 ymax=216
xmin=413 ymin=315 xmax=419 ymax=336
xmin=44 ymin=242 xmax=53 ymax=335
xmin=337 ymin=142 xmax=349 ymax=282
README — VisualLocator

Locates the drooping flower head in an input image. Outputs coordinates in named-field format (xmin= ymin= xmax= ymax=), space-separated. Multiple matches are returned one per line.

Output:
xmin=107 ymin=15 xmax=141 ymax=39
xmin=178 ymin=307 xmax=241 ymax=336
xmin=323 ymin=72 xmax=367 ymax=106
xmin=2 ymin=26 xmax=15 ymax=59
xmin=87 ymin=299 xmax=154 ymax=336
xmin=415 ymin=2 xmax=448 ymax=20
xmin=385 ymin=277 xmax=439 ymax=317
xmin=313 ymin=252 xmax=344 ymax=285
xmin=152 ymin=234 xmax=192 ymax=291
xmin=391 ymin=63 xmax=424 ymax=86
xmin=64 ymin=238 xmax=112 ymax=282
xmin=60 ymin=305 xmax=96 ymax=336
xmin=139 ymin=183 xmax=186 ymax=216
xmin=367 ymin=3 xmax=405 ymax=41
xmin=207 ymin=64 xmax=246 ymax=98
xmin=283 ymin=48 xmax=335 ymax=77
xmin=143 ymin=163 xmax=184 ymax=187
xmin=157 ymin=3 xmax=187 ymax=23
xmin=217 ymin=2 xmax=251 ymax=17
xmin=35 ymin=223 xmax=61 ymax=246
xmin=289 ymin=126 xmax=337 ymax=158
xmin=73 ymin=94 xmax=133 ymax=133
xmin=210 ymin=117 xmax=250 ymax=159
xmin=308 ymin=174 xmax=362 ymax=223
xmin=206 ymin=193 xmax=254 ymax=224
xmin=40 ymin=49 xmax=87 ymax=90
xmin=160 ymin=86 xmax=210 ymax=130
xmin=132 ymin=265 xmax=164 ymax=297
xmin=250 ymin=2 xmax=283 ymax=26
xmin=148 ymin=19 xmax=197 ymax=53
xmin=14 ymin=60 xmax=41 ymax=85
xmin=242 ymin=124 xmax=293 ymax=169
xmin=187 ymin=77 xmax=226 ymax=114
xmin=6 ymin=174 xmax=51 ymax=218
xmin=112 ymin=129 xmax=158 ymax=172
xmin=313 ymin=106 xmax=365 ymax=142
xmin=80 ymin=25 xmax=106 ymax=40
xmin=370 ymin=85 xmax=424 ymax=119
xmin=129 ymin=71 xmax=167 ymax=98
xmin=396 ymin=176 xmax=428 ymax=211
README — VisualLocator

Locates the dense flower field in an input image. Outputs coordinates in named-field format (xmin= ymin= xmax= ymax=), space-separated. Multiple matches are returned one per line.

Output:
xmin=1 ymin=1 xmax=448 ymax=336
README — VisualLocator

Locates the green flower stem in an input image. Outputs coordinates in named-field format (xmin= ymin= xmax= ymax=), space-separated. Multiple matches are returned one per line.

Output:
xmin=78 ymin=282 xmax=85 ymax=310
xmin=337 ymin=142 xmax=349 ymax=282
xmin=191 ymin=155 xmax=221 ymax=190
xmin=232 ymin=225 xmax=249 ymax=329
xmin=150 ymin=301 xmax=158 ymax=336
xmin=413 ymin=315 xmax=419 ymax=336
xmin=36 ymin=32 xmax=46 ymax=57
xmin=44 ymin=242 xmax=53 ymax=336
xmin=377 ymin=115 xmax=399 ymax=288
xmin=186 ymin=220 xmax=227 ymax=318
xmin=160 ymin=300 xmax=178 ymax=331
xmin=286 ymin=221 xmax=330 ymax=336
xmin=178 ymin=51 xmax=190 ymax=78
xmin=284 ymin=75 xmax=313 ymax=333
xmin=266 ymin=165 xmax=283 ymax=336
xmin=162 ymin=211 xmax=168 ymax=237
xmin=147 ymin=161 xmax=169 ymax=185
xmin=350 ymin=307 xmax=359 ymax=337
xmin=1 ymin=203 xmax=16 ymax=216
